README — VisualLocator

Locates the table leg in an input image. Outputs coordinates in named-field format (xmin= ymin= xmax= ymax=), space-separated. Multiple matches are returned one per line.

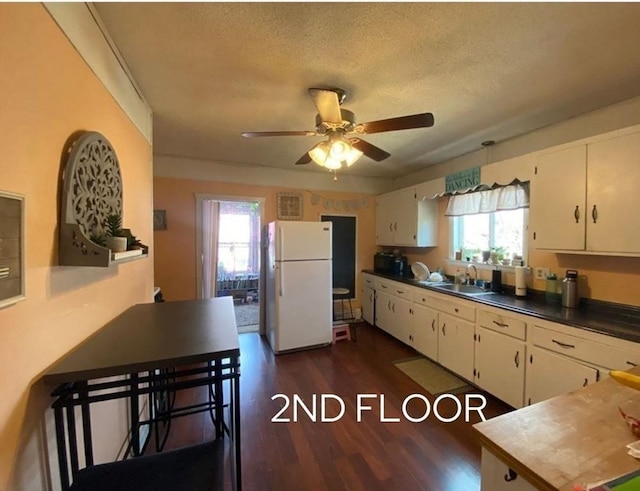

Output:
xmin=214 ymin=360 xmax=223 ymax=439
xmin=79 ymin=382 xmax=94 ymax=467
xmin=53 ymin=404 xmax=70 ymax=491
xmin=232 ymin=361 xmax=242 ymax=491
xmin=130 ymin=373 xmax=140 ymax=456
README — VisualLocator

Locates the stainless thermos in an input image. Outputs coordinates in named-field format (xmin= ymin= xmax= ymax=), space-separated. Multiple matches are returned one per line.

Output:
xmin=561 ymin=269 xmax=579 ymax=308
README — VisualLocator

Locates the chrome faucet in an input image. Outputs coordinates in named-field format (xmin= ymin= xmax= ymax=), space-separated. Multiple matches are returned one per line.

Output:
xmin=466 ymin=264 xmax=478 ymax=285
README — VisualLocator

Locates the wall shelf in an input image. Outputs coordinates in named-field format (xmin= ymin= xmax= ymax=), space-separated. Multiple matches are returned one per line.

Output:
xmin=58 ymin=131 xmax=148 ymax=267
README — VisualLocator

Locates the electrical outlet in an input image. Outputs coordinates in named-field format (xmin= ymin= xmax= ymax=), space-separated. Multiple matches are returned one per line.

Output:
xmin=535 ymin=267 xmax=550 ymax=280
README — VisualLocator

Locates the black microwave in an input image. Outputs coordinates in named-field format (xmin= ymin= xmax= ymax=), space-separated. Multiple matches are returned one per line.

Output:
xmin=374 ymin=252 xmax=395 ymax=273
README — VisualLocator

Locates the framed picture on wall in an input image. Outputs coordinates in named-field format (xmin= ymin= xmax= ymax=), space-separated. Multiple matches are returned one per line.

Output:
xmin=0 ymin=191 xmax=25 ymax=308
xmin=153 ymin=209 xmax=167 ymax=230
xmin=276 ymin=193 xmax=303 ymax=220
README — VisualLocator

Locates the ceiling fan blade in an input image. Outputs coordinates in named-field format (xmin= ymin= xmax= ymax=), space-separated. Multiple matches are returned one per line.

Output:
xmin=308 ymin=88 xmax=342 ymax=124
xmin=350 ymin=138 xmax=391 ymax=162
xmin=242 ymin=130 xmax=316 ymax=137
xmin=357 ymin=113 xmax=434 ymax=134
xmin=294 ymin=152 xmax=313 ymax=165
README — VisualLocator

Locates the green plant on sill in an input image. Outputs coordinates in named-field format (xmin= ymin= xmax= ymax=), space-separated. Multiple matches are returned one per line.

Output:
xmin=104 ymin=213 xmax=143 ymax=250
xmin=491 ymin=246 xmax=506 ymax=261
xmin=105 ymin=213 xmax=125 ymax=237
xmin=125 ymin=232 xmax=142 ymax=250
xmin=90 ymin=233 xmax=106 ymax=247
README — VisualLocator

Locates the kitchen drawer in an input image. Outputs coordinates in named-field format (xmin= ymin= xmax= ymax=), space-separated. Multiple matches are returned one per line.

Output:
xmin=362 ymin=273 xmax=376 ymax=288
xmin=375 ymin=278 xmax=413 ymax=300
xmin=531 ymin=325 xmax=640 ymax=370
xmin=478 ymin=309 xmax=526 ymax=341
xmin=419 ymin=293 xmax=476 ymax=322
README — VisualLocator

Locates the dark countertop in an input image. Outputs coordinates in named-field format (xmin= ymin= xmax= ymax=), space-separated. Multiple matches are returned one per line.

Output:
xmin=363 ymin=270 xmax=640 ymax=344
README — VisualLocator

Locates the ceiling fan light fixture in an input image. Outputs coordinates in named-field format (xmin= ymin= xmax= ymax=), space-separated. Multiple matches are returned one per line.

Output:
xmin=308 ymin=137 xmax=362 ymax=170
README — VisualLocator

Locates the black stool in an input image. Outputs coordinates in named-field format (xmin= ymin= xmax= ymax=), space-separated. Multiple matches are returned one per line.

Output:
xmin=69 ymin=440 xmax=224 ymax=491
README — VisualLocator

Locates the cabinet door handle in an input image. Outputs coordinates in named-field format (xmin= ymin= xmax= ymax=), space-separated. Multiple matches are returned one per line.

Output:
xmin=381 ymin=284 xmax=388 ymax=289
xmin=583 ymin=378 xmax=588 ymax=387
xmin=552 ymin=339 xmax=575 ymax=349
xmin=394 ymin=222 xmax=397 ymax=231
xmin=389 ymin=222 xmax=393 ymax=232
xmin=592 ymin=205 xmax=598 ymax=223
xmin=397 ymin=290 xmax=404 ymax=294
xmin=442 ymin=323 xmax=446 ymax=335
xmin=627 ymin=361 xmax=638 ymax=367
xmin=514 ymin=350 xmax=520 ymax=368
xmin=388 ymin=301 xmax=391 ymax=311
xmin=391 ymin=302 xmax=395 ymax=313
xmin=504 ymin=469 xmax=518 ymax=482
xmin=492 ymin=320 xmax=509 ymax=328
xmin=454 ymin=308 xmax=459 ymax=313
xmin=431 ymin=319 xmax=435 ymax=331
xmin=574 ymin=205 xmax=580 ymax=223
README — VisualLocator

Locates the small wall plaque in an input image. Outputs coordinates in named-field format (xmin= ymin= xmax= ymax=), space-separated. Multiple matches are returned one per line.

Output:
xmin=153 ymin=210 xmax=167 ymax=230
xmin=445 ymin=167 xmax=480 ymax=193
xmin=276 ymin=193 xmax=303 ymax=220
xmin=0 ymin=191 xmax=25 ymax=308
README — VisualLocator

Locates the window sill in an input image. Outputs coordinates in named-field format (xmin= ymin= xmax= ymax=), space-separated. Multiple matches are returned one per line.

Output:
xmin=445 ymin=259 xmax=530 ymax=274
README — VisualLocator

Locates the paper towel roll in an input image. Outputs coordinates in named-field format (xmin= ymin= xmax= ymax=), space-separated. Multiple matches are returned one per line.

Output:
xmin=515 ymin=266 xmax=526 ymax=296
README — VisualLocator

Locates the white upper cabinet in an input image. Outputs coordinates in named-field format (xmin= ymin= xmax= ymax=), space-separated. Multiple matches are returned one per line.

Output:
xmin=480 ymin=154 xmax=535 ymax=186
xmin=586 ymin=132 xmax=640 ymax=253
xmin=376 ymin=187 xmax=438 ymax=247
xmin=531 ymin=145 xmax=587 ymax=250
xmin=531 ymin=127 xmax=640 ymax=255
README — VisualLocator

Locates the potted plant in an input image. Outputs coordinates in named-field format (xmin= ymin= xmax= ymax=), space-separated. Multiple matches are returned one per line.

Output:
xmin=103 ymin=214 xmax=128 ymax=252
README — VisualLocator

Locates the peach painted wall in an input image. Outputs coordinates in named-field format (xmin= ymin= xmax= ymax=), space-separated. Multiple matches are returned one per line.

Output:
xmin=153 ymin=177 xmax=376 ymax=308
xmin=0 ymin=4 xmax=153 ymax=490
xmin=403 ymin=200 xmax=640 ymax=307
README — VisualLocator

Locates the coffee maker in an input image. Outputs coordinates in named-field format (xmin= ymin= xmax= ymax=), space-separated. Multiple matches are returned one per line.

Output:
xmin=392 ymin=256 xmax=409 ymax=277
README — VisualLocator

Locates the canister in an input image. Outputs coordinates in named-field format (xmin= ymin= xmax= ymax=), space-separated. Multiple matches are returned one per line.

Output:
xmin=561 ymin=269 xmax=579 ymax=308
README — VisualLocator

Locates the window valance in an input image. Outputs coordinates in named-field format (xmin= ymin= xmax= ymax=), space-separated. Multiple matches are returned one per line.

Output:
xmin=445 ymin=180 xmax=529 ymax=217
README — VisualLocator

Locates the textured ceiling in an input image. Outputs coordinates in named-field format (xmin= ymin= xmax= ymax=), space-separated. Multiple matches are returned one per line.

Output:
xmin=94 ymin=2 xmax=640 ymax=179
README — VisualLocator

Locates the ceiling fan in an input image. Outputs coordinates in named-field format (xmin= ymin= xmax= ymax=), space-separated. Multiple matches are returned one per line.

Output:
xmin=241 ymin=88 xmax=434 ymax=170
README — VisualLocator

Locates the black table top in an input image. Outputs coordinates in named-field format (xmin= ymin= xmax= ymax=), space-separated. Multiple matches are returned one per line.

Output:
xmin=43 ymin=297 xmax=240 ymax=386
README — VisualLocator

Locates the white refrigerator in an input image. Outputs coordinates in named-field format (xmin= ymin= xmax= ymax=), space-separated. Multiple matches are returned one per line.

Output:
xmin=266 ymin=221 xmax=333 ymax=354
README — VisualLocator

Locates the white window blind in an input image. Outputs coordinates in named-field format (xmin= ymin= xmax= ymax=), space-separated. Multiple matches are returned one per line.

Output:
xmin=445 ymin=183 xmax=529 ymax=217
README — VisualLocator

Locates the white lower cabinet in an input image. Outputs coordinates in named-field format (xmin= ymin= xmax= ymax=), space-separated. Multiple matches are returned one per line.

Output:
xmin=366 ymin=273 xmax=639 ymax=415
xmin=526 ymin=346 xmax=598 ymax=405
xmin=438 ymin=312 xmax=475 ymax=382
xmin=362 ymin=285 xmax=374 ymax=325
xmin=395 ymin=297 xmax=413 ymax=346
xmin=361 ymin=273 xmax=376 ymax=325
xmin=475 ymin=327 xmax=526 ymax=408
xmin=374 ymin=290 xmax=412 ymax=345
xmin=412 ymin=303 xmax=438 ymax=360
xmin=375 ymin=290 xmax=395 ymax=336
xmin=480 ymin=448 xmax=537 ymax=491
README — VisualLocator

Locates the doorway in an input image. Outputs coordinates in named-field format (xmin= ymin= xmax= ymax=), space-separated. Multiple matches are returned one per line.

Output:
xmin=196 ymin=195 xmax=264 ymax=334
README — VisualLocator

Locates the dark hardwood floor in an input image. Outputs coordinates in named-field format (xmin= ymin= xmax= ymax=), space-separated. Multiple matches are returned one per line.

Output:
xmin=157 ymin=323 xmax=512 ymax=491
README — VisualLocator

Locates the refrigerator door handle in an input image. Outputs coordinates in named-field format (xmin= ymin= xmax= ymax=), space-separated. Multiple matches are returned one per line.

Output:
xmin=279 ymin=264 xmax=284 ymax=297
xmin=279 ymin=226 xmax=284 ymax=262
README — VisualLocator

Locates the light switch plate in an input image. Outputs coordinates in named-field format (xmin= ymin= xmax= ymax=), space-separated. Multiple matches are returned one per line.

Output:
xmin=535 ymin=267 xmax=550 ymax=280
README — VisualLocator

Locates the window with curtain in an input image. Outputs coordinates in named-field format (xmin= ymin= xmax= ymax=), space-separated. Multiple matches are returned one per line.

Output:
xmin=217 ymin=201 xmax=260 ymax=279
xmin=447 ymin=183 xmax=529 ymax=261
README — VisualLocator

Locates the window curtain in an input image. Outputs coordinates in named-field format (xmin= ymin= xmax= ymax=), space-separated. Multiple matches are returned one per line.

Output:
xmin=445 ymin=182 xmax=529 ymax=217
xmin=201 ymin=200 xmax=220 ymax=299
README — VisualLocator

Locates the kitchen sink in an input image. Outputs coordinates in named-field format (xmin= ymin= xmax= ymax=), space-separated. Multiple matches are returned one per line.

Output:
xmin=432 ymin=283 xmax=495 ymax=295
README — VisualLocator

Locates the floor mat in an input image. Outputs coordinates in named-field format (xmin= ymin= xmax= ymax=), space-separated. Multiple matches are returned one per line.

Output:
xmin=394 ymin=356 xmax=472 ymax=396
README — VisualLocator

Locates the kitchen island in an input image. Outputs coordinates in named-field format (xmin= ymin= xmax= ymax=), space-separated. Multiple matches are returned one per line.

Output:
xmin=473 ymin=366 xmax=640 ymax=490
